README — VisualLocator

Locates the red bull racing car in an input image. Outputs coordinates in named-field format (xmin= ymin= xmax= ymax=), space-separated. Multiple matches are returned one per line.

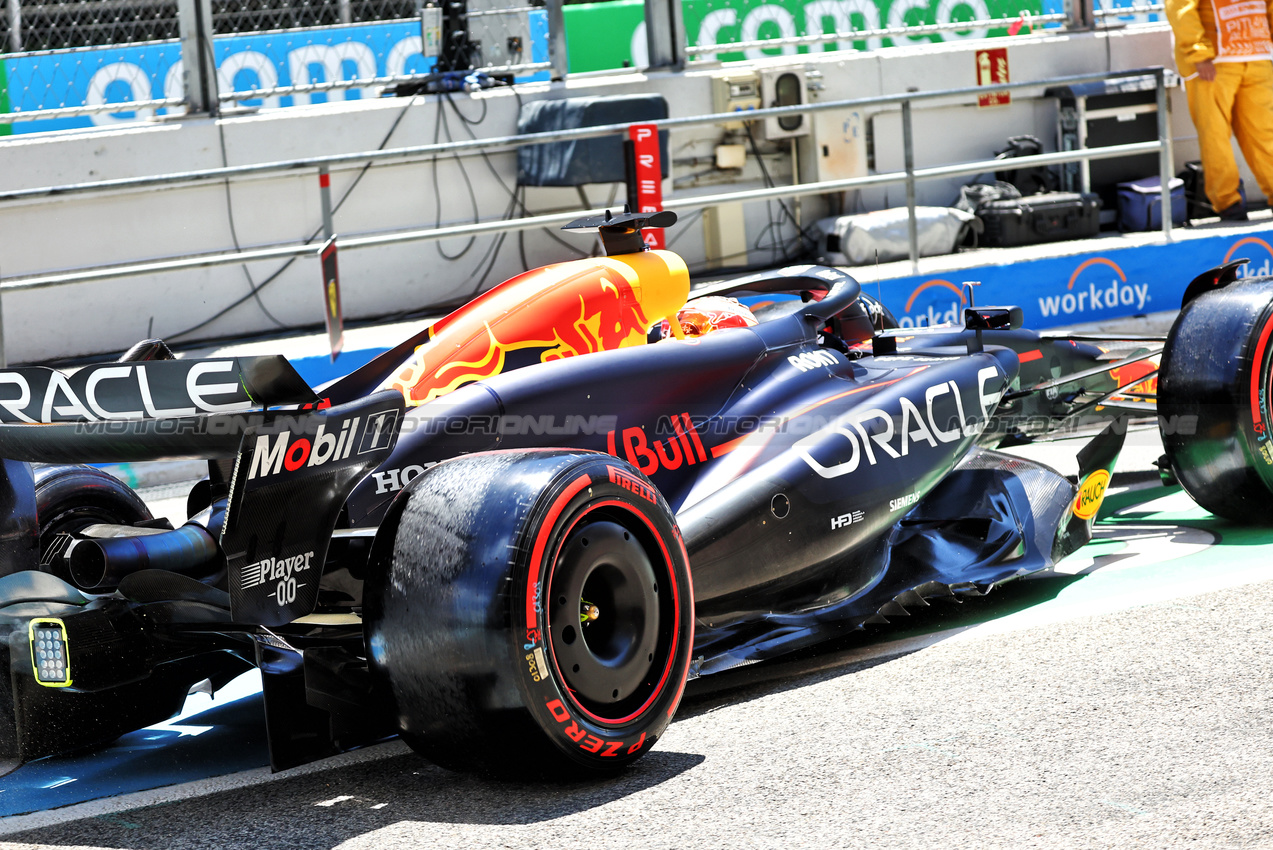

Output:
xmin=1 ymin=211 xmax=1271 ymax=778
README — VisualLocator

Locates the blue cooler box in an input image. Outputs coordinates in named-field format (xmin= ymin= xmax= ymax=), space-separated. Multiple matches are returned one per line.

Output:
xmin=1117 ymin=175 xmax=1186 ymax=230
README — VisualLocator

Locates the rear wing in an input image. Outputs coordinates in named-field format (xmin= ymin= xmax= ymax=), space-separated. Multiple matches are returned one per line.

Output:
xmin=0 ymin=356 xmax=319 ymax=464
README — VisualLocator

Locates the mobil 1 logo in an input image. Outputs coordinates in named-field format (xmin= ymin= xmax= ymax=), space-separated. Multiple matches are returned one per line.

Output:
xmin=225 ymin=393 xmax=404 ymax=626
xmin=247 ymin=407 xmax=400 ymax=480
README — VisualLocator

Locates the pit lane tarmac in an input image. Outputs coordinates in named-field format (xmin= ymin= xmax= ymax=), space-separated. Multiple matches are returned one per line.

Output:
xmin=2 ymin=435 xmax=1272 ymax=848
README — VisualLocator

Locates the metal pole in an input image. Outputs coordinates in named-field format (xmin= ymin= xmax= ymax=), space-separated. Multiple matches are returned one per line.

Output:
xmin=1078 ymin=96 xmax=1090 ymax=192
xmin=546 ymin=0 xmax=567 ymax=80
xmin=6 ymin=0 xmax=19 ymax=53
xmin=197 ymin=0 xmax=218 ymax=116
xmin=1155 ymin=67 xmax=1173 ymax=241
xmin=1067 ymin=0 xmax=1093 ymax=30
xmin=0 ymin=262 xmax=6 ymax=369
xmin=644 ymin=0 xmax=686 ymax=70
xmin=339 ymin=0 xmax=352 ymax=24
xmin=791 ymin=138 xmax=801 ymax=234
xmin=319 ymin=166 xmax=334 ymax=240
xmin=902 ymin=100 xmax=919 ymax=275
xmin=177 ymin=0 xmax=217 ymax=115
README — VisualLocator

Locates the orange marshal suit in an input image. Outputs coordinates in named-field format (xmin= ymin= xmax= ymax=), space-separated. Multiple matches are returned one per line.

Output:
xmin=1168 ymin=0 xmax=1273 ymax=211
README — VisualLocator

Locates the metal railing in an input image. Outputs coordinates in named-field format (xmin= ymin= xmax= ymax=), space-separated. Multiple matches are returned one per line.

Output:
xmin=683 ymin=13 xmax=1070 ymax=59
xmin=0 ymin=66 xmax=1175 ymax=295
xmin=1092 ymin=1 xmax=1165 ymax=21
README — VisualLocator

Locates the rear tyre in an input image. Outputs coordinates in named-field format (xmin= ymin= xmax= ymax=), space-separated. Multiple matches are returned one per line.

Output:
xmin=364 ymin=450 xmax=693 ymax=778
xmin=1159 ymin=276 xmax=1273 ymax=522
xmin=35 ymin=465 xmax=152 ymax=554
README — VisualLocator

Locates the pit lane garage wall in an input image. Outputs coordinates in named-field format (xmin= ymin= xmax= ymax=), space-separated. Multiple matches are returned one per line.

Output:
xmin=0 ymin=0 xmax=1161 ymax=134
xmin=0 ymin=25 xmax=1193 ymax=364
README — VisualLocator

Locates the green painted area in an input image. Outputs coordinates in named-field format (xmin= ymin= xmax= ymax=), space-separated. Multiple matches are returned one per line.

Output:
xmin=976 ymin=489 xmax=1270 ymax=636
xmin=563 ymin=0 xmax=1044 ymax=73
xmin=999 ymin=492 xmax=1273 ymax=623
xmin=0 ymin=59 xmax=10 ymax=137
xmin=565 ymin=0 xmax=648 ymax=73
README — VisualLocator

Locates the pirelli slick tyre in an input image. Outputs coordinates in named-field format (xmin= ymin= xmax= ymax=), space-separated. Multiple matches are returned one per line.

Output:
xmin=1159 ymin=276 xmax=1273 ymax=523
xmin=34 ymin=465 xmax=152 ymax=554
xmin=364 ymin=450 xmax=693 ymax=778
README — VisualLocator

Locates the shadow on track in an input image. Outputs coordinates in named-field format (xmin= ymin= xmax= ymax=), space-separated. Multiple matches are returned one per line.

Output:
xmin=679 ymin=573 xmax=1085 ymax=718
xmin=5 ymin=748 xmax=706 ymax=849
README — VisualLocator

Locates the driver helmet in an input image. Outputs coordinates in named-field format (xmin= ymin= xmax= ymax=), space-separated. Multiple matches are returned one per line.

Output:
xmin=661 ymin=296 xmax=758 ymax=339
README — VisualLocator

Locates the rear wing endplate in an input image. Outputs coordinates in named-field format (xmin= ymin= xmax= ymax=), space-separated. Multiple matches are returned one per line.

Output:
xmin=222 ymin=391 xmax=404 ymax=626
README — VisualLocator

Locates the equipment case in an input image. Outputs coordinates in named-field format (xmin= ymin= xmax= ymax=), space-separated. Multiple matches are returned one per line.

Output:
xmin=1116 ymin=175 xmax=1186 ymax=230
xmin=977 ymin=192 xmax=1101 ymax=247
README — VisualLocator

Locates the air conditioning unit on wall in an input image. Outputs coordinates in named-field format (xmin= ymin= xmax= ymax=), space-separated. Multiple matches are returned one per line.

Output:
xmin=760 ymin=68 xmax=809 ymax=141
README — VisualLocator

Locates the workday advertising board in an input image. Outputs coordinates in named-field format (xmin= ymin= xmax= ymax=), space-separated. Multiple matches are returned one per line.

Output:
xmin=885 ymin=229 xmax=1273 ymax=330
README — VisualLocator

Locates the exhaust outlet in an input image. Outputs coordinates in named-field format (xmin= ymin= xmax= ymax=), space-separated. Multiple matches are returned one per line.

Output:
xmin=68 ymin=525 xmax=220 ymax=591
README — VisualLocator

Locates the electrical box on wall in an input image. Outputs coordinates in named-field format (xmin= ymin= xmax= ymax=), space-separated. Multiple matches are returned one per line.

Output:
xmin=760 ymin=68 xmax=809 ymax=140
xmin=800 ymin=108 xmax=868 ymax=183
xmin=710 ymin=72 xmax=762 ymax=129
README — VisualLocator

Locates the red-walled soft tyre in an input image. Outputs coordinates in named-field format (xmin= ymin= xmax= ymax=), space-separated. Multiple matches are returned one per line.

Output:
xmin=364 ymin=450 xmax=693 ymax=778
xmin=1160 ymin=276 xmax=1273 ymax=523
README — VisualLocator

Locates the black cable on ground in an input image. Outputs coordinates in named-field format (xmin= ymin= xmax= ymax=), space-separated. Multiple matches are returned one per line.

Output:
xmin=431 ymin=94 xmax=480 ymax=262
xmin=215 ymin=122 xmax=288 ymax=330
xmin=207 ymin=30 xmax=286 ymax=332
xmin=441 ymin=89 xmax=589 ymax=260
xmin=743 ymin=124 xmax=820 ymax=259
xmin=167 ymin=91 xmax=421 ymax=341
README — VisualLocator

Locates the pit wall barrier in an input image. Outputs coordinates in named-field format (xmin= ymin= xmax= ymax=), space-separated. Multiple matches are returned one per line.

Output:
xmin=563 ymin=0 xmax=1162 ymax=72
xmin=1 ymin=0 xmax=1166 ymax=132
xmin=564 ymin=0 xmax=1038 ymax=71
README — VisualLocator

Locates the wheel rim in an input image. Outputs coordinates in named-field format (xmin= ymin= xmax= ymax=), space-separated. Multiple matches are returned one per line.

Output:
xmin=547 ymin=514 xmax=669 ymax=722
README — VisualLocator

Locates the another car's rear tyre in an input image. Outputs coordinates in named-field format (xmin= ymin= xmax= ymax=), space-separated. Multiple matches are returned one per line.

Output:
xmin=34 ymin=465 xmax=152 ymax=555
xmin=364 ymin=450 xmax=693 ymax=778
xmin=1159 ymin=276 xmax=1273 ymax=522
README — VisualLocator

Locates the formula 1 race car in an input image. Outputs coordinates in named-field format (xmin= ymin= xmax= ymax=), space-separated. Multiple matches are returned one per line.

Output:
xmin=1 ymin=212 xmax=1270 ymax=779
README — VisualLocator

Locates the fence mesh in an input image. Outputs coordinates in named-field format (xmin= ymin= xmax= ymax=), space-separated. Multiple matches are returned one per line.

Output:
xmin=211 ymin=0 xmax=417 ymax=35
xmin=3 ymin=0 xmax=179 ymax=52
xmin=0 ymin=0 xmax=425 ymax=54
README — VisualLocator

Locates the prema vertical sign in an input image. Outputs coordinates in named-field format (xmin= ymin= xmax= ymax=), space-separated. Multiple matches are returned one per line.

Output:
xmin=975 ymin=48 xmax=1010 ymax=107
xmin=319 ymin=236 xmax=345 ymax=361
xmin=629 ymin=123 xmax=664 ymax=249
